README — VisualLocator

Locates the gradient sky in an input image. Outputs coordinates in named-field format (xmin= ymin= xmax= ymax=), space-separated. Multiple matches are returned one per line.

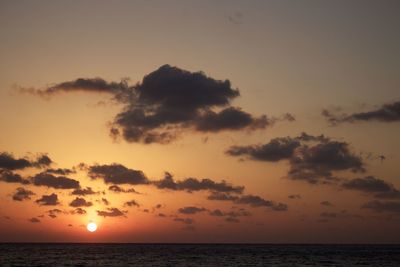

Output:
xmin=0 ymin=0 xmax=399 ymax=243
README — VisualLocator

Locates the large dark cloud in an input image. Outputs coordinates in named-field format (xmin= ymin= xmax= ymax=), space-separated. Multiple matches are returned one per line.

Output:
xmin=36 ymin=193 xmax=59 ymax=206
xmin=88 ymin=164 xmax=148 ymax=185
xmin=97 ymin=208 xmax=126 ymax=217
xmin=32 ymin=172 xmax=80 ymax=189
xmin=12 ymin=187 xmax=35 ymax=201
xmin=154 ymin=172 xmax=244 ymax=194
xmin=69 ymin=197 xmax=93 ymax=207
xmin=227 ymin=133 xmax=364 ymax=184
xmin=322 ymin=101 xmax=400 ymax=125
xmin=0 ymin=170 xmax=30 ymax=184
xmin=21 ymin=65 xmax=293 ymax=144
xmin=0 ymin=152 xmax=51 ymax=170
xmin=362 ymin=200 xmax=400 ymax=213
xmin=342 ymin=176 xmax=400 ymax=199
xmin=178 ymin=206 xmax=206 ymax=214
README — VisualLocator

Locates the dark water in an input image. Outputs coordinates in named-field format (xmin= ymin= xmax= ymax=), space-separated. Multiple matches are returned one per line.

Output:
xmin=0 ymin=243 xmax=399 ymax=266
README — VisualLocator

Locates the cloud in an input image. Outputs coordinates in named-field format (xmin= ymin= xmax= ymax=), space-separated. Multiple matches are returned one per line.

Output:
xmin=288 ymin=194 xmax=301 ymax=200
xmin=46 ymin=168 xmax=76 ymax=175
xmin=154 ymin=172 xmax=244 ymax=194
xmin=12 ymin=187 xmax=35 ymax=201
xmin=209 ymin=209 xmax=251 ymax=218
xmin=47 ymin=209 xmax=62 ymax=218
xmin=320 ymin=201 xmax=334 ymax=207
xmin=124 ymin=200 xmax=139 ymax=207
xmin=69 ymin=197 xmax=93 ymax=207
xmin=22 ymin=65 xmax=293 ymax=144
xmin=32 ymin=172 xmax=80 ymax=189
xmin=88 ymin=164 xmax=148 ymax=185
xmin=342 ymin=176 xmax=400 ymax=199
xmin=101 ymin=198 xmax=110 ymax=205
xmin=207 ymin=192 xmax=287 ymax=211
xmin=17 ymin=77 xmax=132 ymax=100
xmin=227 ymin=133 xmax=364 ymax=184
xmin=178 ymin=206 xmax=206 ymax=214
xmin=97 ymin=208 xmax=126 ymax=217
xmin=0 ymin=152 xmax=51 ymax=170
xmin=28 ymin=217 xmax=40 ymax=223
xmin=361 ymin=201 xmax=400 ymax=213
xmin=71 ymin=187 xmax=97 ymax=196
xmin=0 ymin=170 xmax=30 ymax=184
xmin=235 ymin=195 xmax=288 ymax=211
xmin=108 ymin=185 xmax=138 ymax=193
xmin=322 ymin=101 xmax=400 ymax=125
xmin=71 ymin=208 xmax=86 ymax=215
xmin=225 ymin=217 xmax=240 ymax=223
xmin=226 ymin=137 xmax=301 ymax=161
xmin=36 ymin=193 xmax=59 ymax=206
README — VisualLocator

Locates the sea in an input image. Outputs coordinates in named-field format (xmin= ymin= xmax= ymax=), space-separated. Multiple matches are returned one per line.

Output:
xmin=0 ymin=244 xmax=399 ymax=266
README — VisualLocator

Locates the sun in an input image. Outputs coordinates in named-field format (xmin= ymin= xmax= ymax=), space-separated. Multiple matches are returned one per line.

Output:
xmin=87 ymin=222 xmax=97 ymax=232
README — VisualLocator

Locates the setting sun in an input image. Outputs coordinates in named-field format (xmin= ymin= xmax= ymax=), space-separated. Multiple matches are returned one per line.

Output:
xmin=87 ymin=222 xmax=97 ymax=232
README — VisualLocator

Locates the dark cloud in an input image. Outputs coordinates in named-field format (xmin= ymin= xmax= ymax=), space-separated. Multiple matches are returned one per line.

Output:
xmin=36 ymin=193 xmax=59 ymax=206
xmin=18 ymin=77 xmax=132 ymax=100
xmin=342 ymin=176 xmax=400 ymax=199
xmin=71 ymin=187 xmax=97 ymax=196
xmin=24 ymin=65 xmax=292 ymax=144
xmin=108 ymin=185 xmax=138 ymax=193
xmin=361 ymin=201 xmax=400 ymax=213
xmin=88 ymin=164 xmax=148 ymax=185
xmin=69 ymin=197 xmax=93 ymax=207
xmin=208 ymin=192 xmax=287 ymax=211
xmin=101 ymin=198 xmax=110 ymax=205
xmin=0 ymin=152 xmax=51 ymax=170
xmin=227 ymin=133 xmax=364 ymax=184
xmin=154 ymin=172 xmax=244 ymax=194
xmin=28 ymin=217 xmax=40 ymax=223
xmin=47 ymin=209 xmax=62 ymax=218
xmin=178 ymin=206 xmax=206 ymax=214
xmin=97 ymin=208 xmax=126 ymax=217
xmin=124 ymin=200 xmax=140 ymax=207
xmin=235 ymin=195 xmax=288 ymax=211
xmin=320 ymin=201 xmax=334 ymax=207
xmin=157 ymin=213 xmax=167 ymax=217
xmin=12 ymin=187 xmax=35 ymax=201
xmin=32 ymin=172 xmax=80 ymax=189
xmin=0 ymin=170 xmax=30 ymax=184
xmin=209 ymin=209 xmax=224 ymax=217
xmin=71 ymin=208 xmax=86 ymax=215
xmin=46 ymin=168 xmax=76 ymax=176
xmin=226 ymin=137 xmax=301 ymax=161
xmin=322 ymin=101 xmax=400 ymax=125
xmin=288 ymin=194 xmax=302 ymax=200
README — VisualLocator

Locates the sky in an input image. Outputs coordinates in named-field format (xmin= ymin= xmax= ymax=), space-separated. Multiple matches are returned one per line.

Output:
xmin=0 ymin=0 xmax=399 ymax=243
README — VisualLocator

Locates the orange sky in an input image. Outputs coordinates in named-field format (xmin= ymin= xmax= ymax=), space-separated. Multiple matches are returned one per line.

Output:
xmin=0 ymin=0 xmax=399 ymax=243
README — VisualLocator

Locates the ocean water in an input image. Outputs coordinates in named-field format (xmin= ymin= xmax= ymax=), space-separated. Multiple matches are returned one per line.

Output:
xmin=0 ymin=244 xmax=399 ymax=266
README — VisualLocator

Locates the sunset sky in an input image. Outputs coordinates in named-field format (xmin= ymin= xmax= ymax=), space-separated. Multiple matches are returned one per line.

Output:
xmin=0 ymin=0 xmax=399 ymax=243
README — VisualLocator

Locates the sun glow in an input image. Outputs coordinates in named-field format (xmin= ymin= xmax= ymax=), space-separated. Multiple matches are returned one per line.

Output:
xmin=87 ymin=222 xmax=97 ymax=232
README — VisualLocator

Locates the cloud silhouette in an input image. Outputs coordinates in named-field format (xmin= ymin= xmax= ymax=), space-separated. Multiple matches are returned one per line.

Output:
xmin=20 ymin=65 xmax=293 ymax=144
xmin=362 ymin=200 xmax=400 ymax=213
xmin=124 ymin=200 xmax=140 ymax=207
xmin=69 ymin=197 xmax=93 ymax=207
xmin=12 ymin=187 xmax=35 ymax=201
xmin=227 ymin=133 xmax=364 ymax=184
xmin=97 ymin=208 xmax=126 ymax=217
xmin=36 ymin=193 xmax=59 ymax=206
xmin=88 ymin=164 xmax=148 ymax=185
xmin=154 ymin=172 xmax=244 ymax=194
xmin=32 ymin=172 xmax=80 ymax=189
xmin=0 ymin=170 xmax=30 ymax=184
xmin=178 ymin=206 xmax=206 ymax=214
xmin=108 ymin=185 xmax=138 ymax=193
xmin=0 ymin=152 xmax=51 ymax=170
xmin=71 ymin=187 xmax=97 ymax=196
xmin=342 ymin=176 xmax=400 ymax=199
xmin=322 ymin=101 xmax=400 ymax=125
xmin=28 ymin=217 xmax=40 ymax=223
